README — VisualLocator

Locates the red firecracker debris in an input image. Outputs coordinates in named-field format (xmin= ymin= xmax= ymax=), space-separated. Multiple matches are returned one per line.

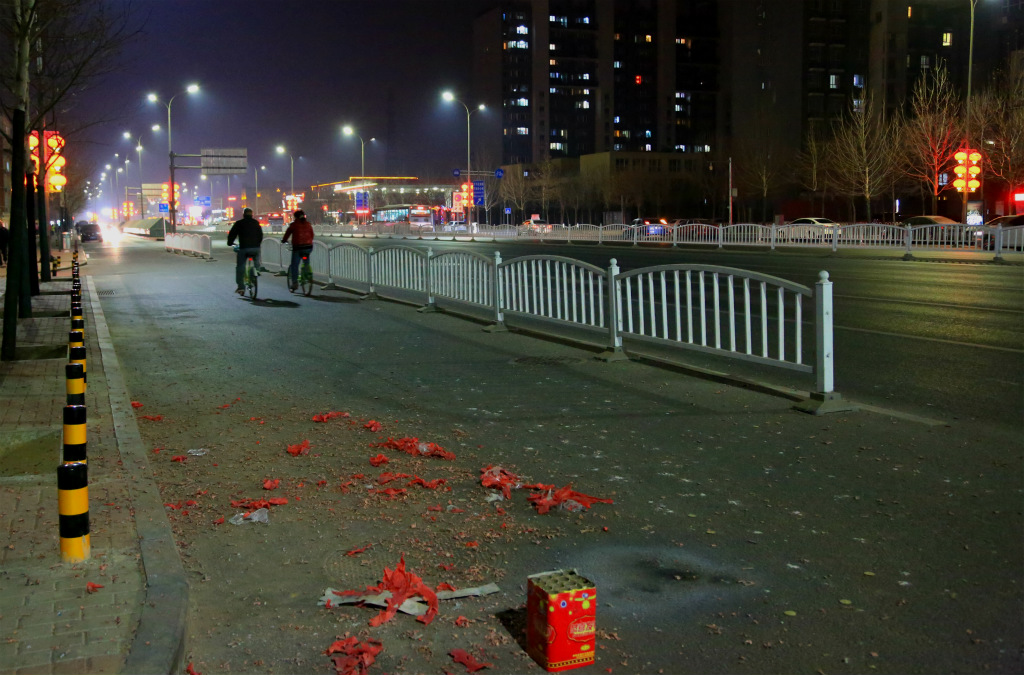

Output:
xmin=369 ymin=454 xmax=389 ymax=467
xmin=140 ymin=414 xmax=164 ymax=421
xmin=527 ymin=484 xmax=614 ymax=514
xmin=407 ymin=476 xmax=446 ymax=490
xmin=130 ymin=401 xmax=143 ymax=409
xmin=449 ymin=649 xmax=492 ymax=672
xmin=186 ymin=663 xmax=202 ymax=675
xmin=218 ymin=403 xmax=231 ymax=409
xmin=286 ymin=440 xmax=311 ymax=456
xmin=427 ymin=504 xmax=443 ymax=512
xmin=324 ymin=636 xmax=383 ymax=675
xmin=480 ymin=465 xmax=531 ymax=499
xmin=214 ymin=517 xmax=225 ymax=525
xmin=369 ymin=487 xmax=407 ymax=499
xmin=346 ymin=544 xmax=373 ymax=557
xmin=363 ymin=420 xmax=383 ymax=432
xmin=231 ymin=497 xmax=288 ymax=509
xmin=86 ymin=582 xmax=104 ymax=594
xmin=372 ymin=437 xmax=455 ymax=460
xmin=334 ymin=555 xmax=439 ymax=626
xmin=313 ymin=411 xmax=350 ymax=423
xmin=455 ymin=615 xmax=470 ymax=627
xmin=171 ymin=455 xmax=186 ymax=463
xmin=263 ymin=479 xmax=280 ymax=490
xmin=436 ymin=582 xmax=458 ymax=592
xmin=318 ymin=480 xmax=328 ymax=488
xmin=377 ymin=471 xmax=412 ymax=484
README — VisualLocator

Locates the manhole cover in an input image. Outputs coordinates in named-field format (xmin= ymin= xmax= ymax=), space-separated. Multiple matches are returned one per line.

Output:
xmin=97 ymin=290 xmax=116 ymax=296
xmin=511 ymin=356 xmax=585 ymax=366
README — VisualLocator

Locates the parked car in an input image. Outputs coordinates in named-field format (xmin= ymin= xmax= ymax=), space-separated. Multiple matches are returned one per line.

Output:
xmin=900 ymin=215 xmax=959 ymax=227
xmin=975 ymin=214 xmax=1024 ymax=249
xmin=78 ymin=223 xmax=103 ymax=242
xmin=629 ymin=217 xmax=669 ymax=237
xmin=789 ymin=217 xmax=838 ymax=227
xmin=522 ymin=219 xmax=553 ymax=233
xmin=666 ymin=218 xmax=716 ymax=238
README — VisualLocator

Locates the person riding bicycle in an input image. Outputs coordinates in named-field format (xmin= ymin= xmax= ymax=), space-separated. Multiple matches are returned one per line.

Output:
xmin=282 ymin=209 xmax=314 ymax=290
xmin=227 ymin=207 xmax=264 ymax=295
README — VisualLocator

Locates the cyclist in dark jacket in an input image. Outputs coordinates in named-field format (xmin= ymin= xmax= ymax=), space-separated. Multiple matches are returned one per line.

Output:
xmin=227 ymin=208 xmax=264 ymax=294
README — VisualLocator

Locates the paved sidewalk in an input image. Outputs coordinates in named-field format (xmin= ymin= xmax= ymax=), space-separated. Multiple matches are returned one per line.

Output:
xmin=0 ymin=254 xmax=183 ymax=675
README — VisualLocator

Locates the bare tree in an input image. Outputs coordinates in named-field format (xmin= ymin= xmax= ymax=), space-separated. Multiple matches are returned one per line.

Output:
xmin=825 ymin=94 xmax=900 ymax=222
xmin=972 ymin=60 xmax=1024 ymax=214
xmin=736 ymin=136 xmax=788 ymax=223
xmin=795 ymin=120 xmax=830 ymax=216
xmin=499 ymin=167 xmax=529 ymax=223
xmin=900 ymin=64 xmax=962 ymax=213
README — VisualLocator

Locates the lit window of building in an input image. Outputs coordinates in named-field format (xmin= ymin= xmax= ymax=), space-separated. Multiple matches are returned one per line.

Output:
xmin=942 ymin=32 xmax=952 ymax=46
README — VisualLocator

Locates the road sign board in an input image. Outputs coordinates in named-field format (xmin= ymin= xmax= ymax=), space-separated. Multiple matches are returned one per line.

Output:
xmin=195 ymin=196 xmax=211 ymax=206
xmin=158 ymin=203 xmax=168 ymax=213
xmin=201 ymin=148 xmax=247 ymax=175
xmin=452 ymin=169 xmax=461 ymax=177
xmin=472 ymin=180 xmax=485 ymax=206
xmin=504 ymin=207 xmax=511 ymax=215
xmin=495 ymin=169 xmax=504 ymax=178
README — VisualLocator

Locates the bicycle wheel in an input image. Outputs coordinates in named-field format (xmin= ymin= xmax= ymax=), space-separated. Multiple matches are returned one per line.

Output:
xmin=300 ymin=261 xmax=313 ymax=296
xmin=247 ymin=260 xmax=258 ymax=299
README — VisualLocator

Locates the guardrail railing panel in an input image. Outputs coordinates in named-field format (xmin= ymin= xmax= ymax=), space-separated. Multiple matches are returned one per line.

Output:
xmin=327 ymin=243 xmax=371 ymax=291
xmin=837 ymin=224 xmax=905 ymax=249
xmin=429 ymin=250 xmax=494 ymax=308
xmin=198 ymin=235 xmax=211 ymax=259
xmin=723 ymin=224 xmax=772 ymax=247
xmin=372 ymin=246 xmax=428 ymax=293
xmin=498 ymin=255 xmax=607 ymax=329
xmin=259 ymin=239 xmax=285 ymax=272
xmin=310 ymin=240 xmax=331 ymax=283
xmin=614 ymin=264 xmax=815 ymax=374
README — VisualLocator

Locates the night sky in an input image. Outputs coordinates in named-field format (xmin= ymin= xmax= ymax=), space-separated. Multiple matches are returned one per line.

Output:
xmin=75 ymin=0 xmax=492 ymax=208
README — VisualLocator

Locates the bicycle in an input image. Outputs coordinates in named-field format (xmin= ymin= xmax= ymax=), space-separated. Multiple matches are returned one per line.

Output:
xmin=234 ymin=246 xmax=259 ymax=299
xmin=288 ymin=246 xmax=313 ymax=297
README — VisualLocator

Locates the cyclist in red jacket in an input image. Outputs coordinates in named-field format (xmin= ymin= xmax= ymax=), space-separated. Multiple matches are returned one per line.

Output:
xmin=281 ymin=210 xmax=314 ymax=291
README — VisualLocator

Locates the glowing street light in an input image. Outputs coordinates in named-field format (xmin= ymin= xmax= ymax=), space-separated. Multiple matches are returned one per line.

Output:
xmin=342 ymin=126 xmax=376 ymax=178
xmin=442 ymin=91 xmax=485 ymax=224
xmin=276 ymin=145 xmax=295 ymax=210
xmin=147 ymin=83 xmax=199 ymax=235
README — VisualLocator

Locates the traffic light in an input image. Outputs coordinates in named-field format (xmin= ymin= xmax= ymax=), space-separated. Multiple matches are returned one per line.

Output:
xmin=953 ymin=149 xmax=981 ymax=193
xmin=460 ymin=182 xmax=474 ymax=204
xmin=161 ymin=182 xmax=181 ymax=203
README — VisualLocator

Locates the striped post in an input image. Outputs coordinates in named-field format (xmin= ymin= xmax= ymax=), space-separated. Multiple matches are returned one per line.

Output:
xmin=71 ymin=315 xmax=85 ymax=338
xmin=62 ymin=405 xmax=87 ymax=463
xmin=68 ymin=329 xmax=83 ymax=353
xmin=69 ymin=345 xmax=86 ymax=384
xmin=66 ymin=363 xmax=85 ymax=406
xmin=57 ymin=462 xmax=90 ymax=562
xmin=71 ymin=302 xmax=83 ymax=322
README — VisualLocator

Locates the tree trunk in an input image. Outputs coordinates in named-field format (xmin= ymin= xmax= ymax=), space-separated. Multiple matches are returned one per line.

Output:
xmin=26 ymin=171 xmax=40 ymax=296
xmin=2 ymin=109 xmax=29 ymax=359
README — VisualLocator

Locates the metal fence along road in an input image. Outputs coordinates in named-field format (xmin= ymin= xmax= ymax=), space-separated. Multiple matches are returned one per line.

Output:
xmin=164 ymin=233 xmax=212 ymax=258
xmin=250 ymin=239 xmax=839 ymax=410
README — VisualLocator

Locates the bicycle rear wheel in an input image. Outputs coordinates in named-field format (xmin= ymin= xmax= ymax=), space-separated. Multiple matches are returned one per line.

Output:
xmin=247 ymin=261 xmax=258 ymax=299
xmin=300 ymin=261 xmax=313 ymax=296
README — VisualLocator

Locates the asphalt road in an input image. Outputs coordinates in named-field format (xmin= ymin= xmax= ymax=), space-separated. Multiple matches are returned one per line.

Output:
xmin=79 ymin=235 xmax=1022 ymax=674
xmin=309 ymin=235 xmax=1024 ymax=428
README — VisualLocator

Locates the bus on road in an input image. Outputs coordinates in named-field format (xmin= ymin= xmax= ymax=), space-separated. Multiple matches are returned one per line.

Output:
xmin=371 ymin=204 xmax=434 ymax=232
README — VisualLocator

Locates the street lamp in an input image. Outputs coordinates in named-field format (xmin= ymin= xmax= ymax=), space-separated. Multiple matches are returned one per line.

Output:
xmin=148 ymin=83 xmax=199 ymax=235
xmin=342 ymin=126 xmax=376 ymax=178
xmin=276 ymin=145 xmax=294 ymax=211
xmin=442 ymin=91 xmax=485 ymax=224
xmin=253 ymin=165 xmax=266 ymax=215
xmin=962 ymin=0 xmax=981 ymax=224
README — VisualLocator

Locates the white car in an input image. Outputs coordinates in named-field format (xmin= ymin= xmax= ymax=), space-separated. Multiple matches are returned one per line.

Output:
xmin=789 ymin=217 xmax=839 ymax=228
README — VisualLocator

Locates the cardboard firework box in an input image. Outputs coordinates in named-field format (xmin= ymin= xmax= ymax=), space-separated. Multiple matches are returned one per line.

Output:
xmin=526 ymin=569 xmax=597 ymax=672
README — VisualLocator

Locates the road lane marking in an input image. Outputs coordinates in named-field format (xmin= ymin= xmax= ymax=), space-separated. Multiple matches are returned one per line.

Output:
xmin=835 ymin=324 xmax=1024 ymax=353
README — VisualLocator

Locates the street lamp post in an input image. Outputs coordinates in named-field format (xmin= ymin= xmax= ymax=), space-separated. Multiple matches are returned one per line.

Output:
xmin=442 ymin=91 xmax=485 ymax=225
xmin=254 ymin=165 xmax=266 ymax=215
xmin=962 ymin=0 xmax=980 ymax=224
xmin=342 ymin=126 xmax=376 ymax=178
xmin=276 ymin=146 xmax=294 ymax=211
xmin=148 ymin=84 xmax=199 ymax=237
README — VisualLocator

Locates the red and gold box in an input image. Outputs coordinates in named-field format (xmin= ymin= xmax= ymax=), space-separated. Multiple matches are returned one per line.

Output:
xmin=526 ymin=569 xmax=596 ymax=672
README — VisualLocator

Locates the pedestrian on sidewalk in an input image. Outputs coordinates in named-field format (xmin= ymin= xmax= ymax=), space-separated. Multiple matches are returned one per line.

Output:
xmin=0 ymin=220 xmax=9 ymax=267
xmin=226 ymin=208 xmax=263 ymax=295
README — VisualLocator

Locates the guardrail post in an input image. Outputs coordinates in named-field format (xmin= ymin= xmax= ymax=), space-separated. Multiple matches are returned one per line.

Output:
xmin=597 ymin=258 xmax=628 ymax=362
xmin=671 ymin=223 xmax=678 ymax=248
xmin=484 ymin=251 xmax=507 ymax=332
xmin=993 ymin=224 xmax=1004 ymax=262
xmin=632 ymin=226 xmax=638 ymax=246
xmin=598 ymin=226 xmax=604 ymax=246
xmin=903 ymin=225 xmax=914 ymax=260
xmin=770 ymin=224 xmax=776 ymax=251
xmin=831 ymin=226 xmax=839 ymax=252
xmin=794 ymin=271 xmax=854 ymax=415
xmin=718 ymin=225 xmax=724 ymax=249
xmin=419 ymin=248 xmax=438 ymax=313
xmin=366 ymin=246 xmax=378 ymax=299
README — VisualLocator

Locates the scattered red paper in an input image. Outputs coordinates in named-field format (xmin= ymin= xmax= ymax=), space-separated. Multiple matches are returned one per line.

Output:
xmin=324 ymin=636 xmax=383 ymax=675
xmin=372 ymin=437 xmax=455 ymax=460
xmin=437 ymin=582 xmax=458 ymax=592
xmin=454 ymin=615 xmax=470 ymax=627
xmin=152 ymin=447 xmax=162 ymax=454
xmin=86 ymin=582 xmax=104 ymax=594
xmin=140 ymin=414 xmax=163 ymax=421
xmin=130 ymin=401 xmax=143 ymax=409
xmin=186 ymin=663 xmax=202 ymax=675
xmin=363 ymin=420 xmax=383 ymax=432
xmin=527 ymin=483 xmax=614 ymax=514
xmin=407 ymin=476 xmax=446 ymax=490
xmin=369 ymin=487 xmax=407 ymax=499
xmin=465 ymin=541 xmax=479 ymax=548
xmin=213 ymin=516 xmax=225 ymax=525
xmin=286 ymin=440 xmax=311 ymax=456
xmin=480 ymin=465 xmax=529 ymax=499
xmin=335 ymin=555 xmax=439 ymax=626
xmin=317 ymin=479 xmax=328 ymax=487
xmin=313 ymin=411 xmax=350 ymax=423
xmin=231 ymin=497 xmax=287 ymax=509
xmin=171 ymin=455 xmax=186 ymax=463
xmin=377 ymin=471 xmax=411 ymax=484
xmin=346 ymin=543 xmax=372 ymax=557
xmin=218 ymin=403 xmax=231 ymax=409
xmin=449 ymin=649 xmax=492 ymax=672
xmin=263 ymin=479 xmax=280 ymax=490
xmin=427 ymin=504 xmax=443 ymax=512
xmin=369 ymin=454 xmax=389 ymax=467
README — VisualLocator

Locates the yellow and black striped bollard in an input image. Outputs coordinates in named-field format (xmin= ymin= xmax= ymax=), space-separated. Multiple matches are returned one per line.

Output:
xmin=66 ymin=363 xmax=85 ymax=406
xmin=62 ymin=404 xmax=87 ymax=464
xmin=57 ymin=461 xmax=90 ymax=562
xmin=69 ymin=344 xmax=86 ymax=385
xmin=68 ymin=329 xmax=83 ymax=353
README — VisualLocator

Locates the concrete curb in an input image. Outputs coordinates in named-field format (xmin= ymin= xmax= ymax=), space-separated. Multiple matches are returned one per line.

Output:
xmin=85 ymin=276 xmax=188 ymax=674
